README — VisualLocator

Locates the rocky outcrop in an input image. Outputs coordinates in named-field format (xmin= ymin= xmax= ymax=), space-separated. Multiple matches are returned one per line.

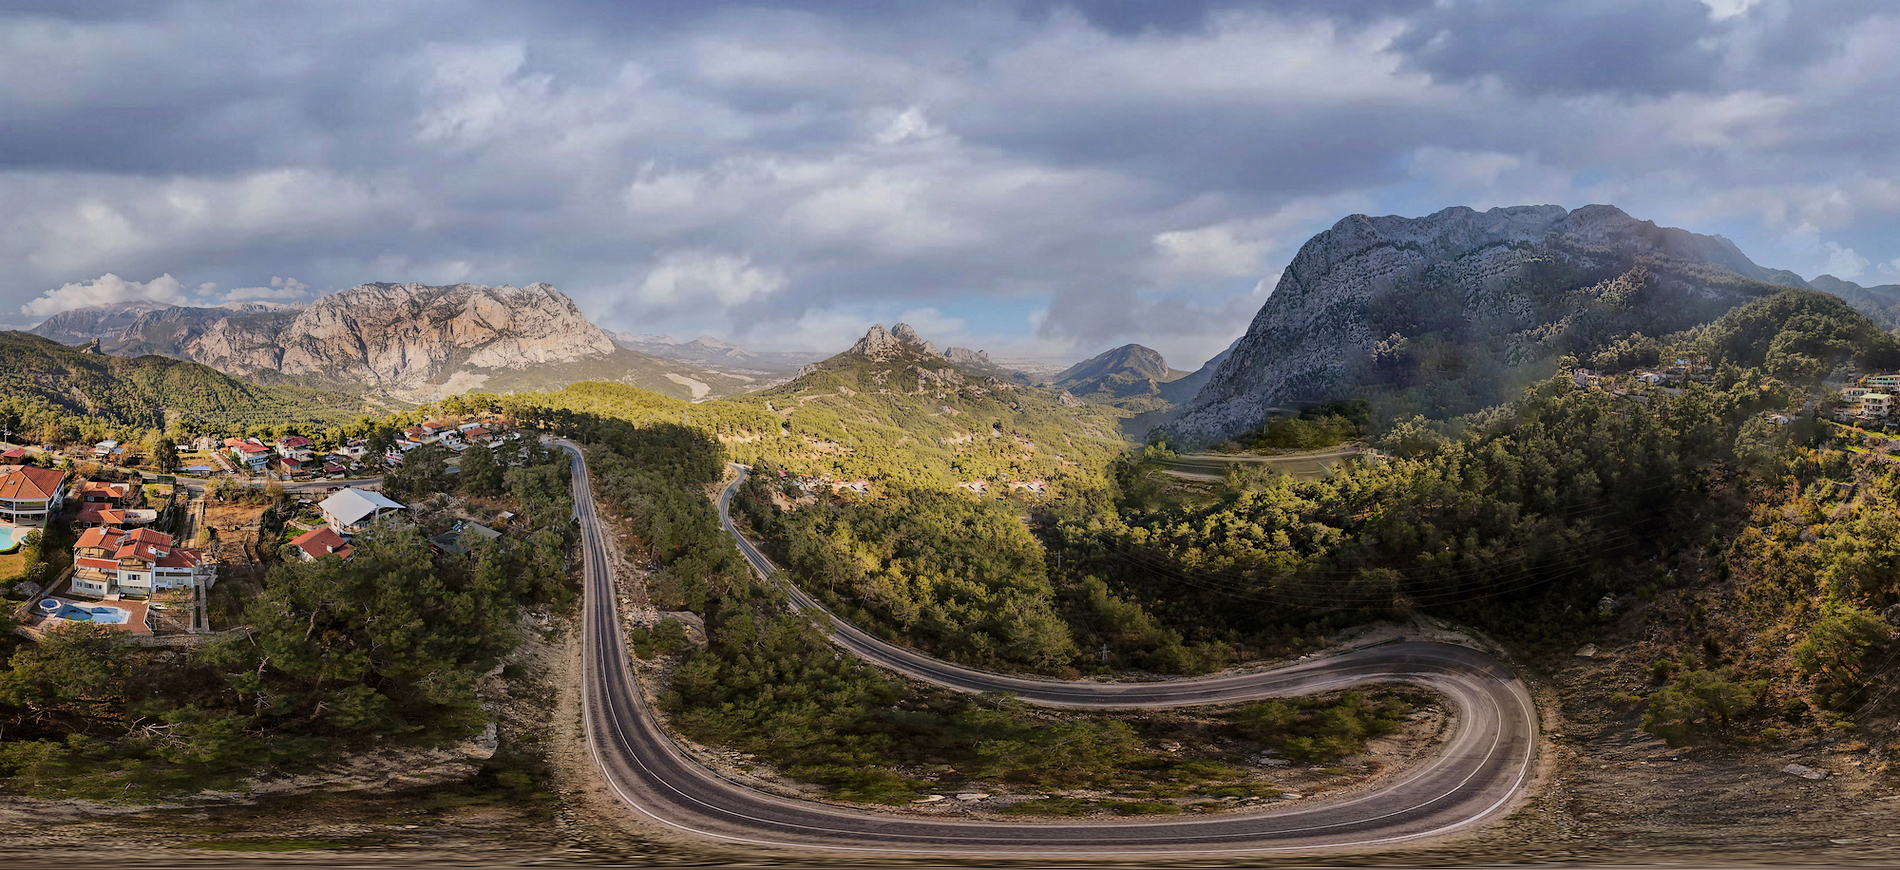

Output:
xmin=848 ymin=322 xmax=939 ymax=361
xmin=174 ymin=282 xmax=615 ymax=392
xmin=945 ymin=347 xmax=993 ymax=368
xmin=1167 ymin=204 xmax=1800 ymax=444
xmin=30 ymin=282 xmax=622 ymax=396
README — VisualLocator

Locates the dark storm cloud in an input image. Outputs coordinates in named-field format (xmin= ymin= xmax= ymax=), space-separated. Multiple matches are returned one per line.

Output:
xmin=0 ymin=0 xmax=1897 ymax=364
xmin=1388 ymin=0 xmax=1724 ymax=96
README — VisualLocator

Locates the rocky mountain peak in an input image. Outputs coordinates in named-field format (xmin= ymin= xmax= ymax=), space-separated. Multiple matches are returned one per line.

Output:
xmin=1164 ymin=203 xmax=1808 ymax=445
xmin=849 ymin=322 xmax=938 ymax=360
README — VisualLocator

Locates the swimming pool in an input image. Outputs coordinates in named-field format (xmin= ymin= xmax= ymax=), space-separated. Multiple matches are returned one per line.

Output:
xmin=0 ymin=526 xmax=17 ymax=553
xmin=36 ymin=597 xmax=130 ymax=624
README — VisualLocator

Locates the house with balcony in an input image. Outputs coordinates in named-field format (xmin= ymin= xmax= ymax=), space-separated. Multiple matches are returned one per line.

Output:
xmin=228 ymin=439 xmax=272 ymax=471
xmin=70 ymin=526 xmax=214 ymax=598
xmin=275 ymin=435 xmax=315 ymax=461
xmin=0 ymin=466 xmax=68 ymax=529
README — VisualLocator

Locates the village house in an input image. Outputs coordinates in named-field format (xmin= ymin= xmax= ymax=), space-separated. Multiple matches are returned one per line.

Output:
xmin=226 ymin=438 xmax=272 ymax=471
xmin=287 ymin=526 xmax=353 ymax=561
xmin=0 ymin=465 xmax=69 ymax=529
xmin=70 ymin=526 xmax=214 ymax=599
xmin=1863 ymin=393 xmax=1893 ymax=418
xmin=319 ymin=487 xmax=406 ymax=534
xmin=1009 ymin=480 xmax=1050 ymax=497
xmin=275 ymin=435 xmax=315 ymax=461
xmin=81 ymin=480 xmax=132 ymax=505
xmin=73 ymin=480 xmax=145 ymax=529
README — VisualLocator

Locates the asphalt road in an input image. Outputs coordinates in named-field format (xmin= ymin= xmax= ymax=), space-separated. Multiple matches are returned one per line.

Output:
xmin=563 ymin=443 xmax=1540 ymax=856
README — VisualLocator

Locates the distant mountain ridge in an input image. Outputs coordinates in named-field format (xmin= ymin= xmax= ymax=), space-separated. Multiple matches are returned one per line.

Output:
xmin=1808 ymin=275 xmax=1900 ymax=333
xmin=612 ymin=331 xmax=819 ymax=376
xmin=1167 ymin=203 xmax=1814 ymax=444
xmin=30 ymin=283 xmax=745 ymax=403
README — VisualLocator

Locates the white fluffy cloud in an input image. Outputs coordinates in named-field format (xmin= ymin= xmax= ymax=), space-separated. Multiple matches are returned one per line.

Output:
xmin=1823 ymin=242 xmax=1870 ymax=279
xmin=22 ymin=273 xmax=190 ymax=318
xmin=636 ymin=251 xmax=786 ymax=310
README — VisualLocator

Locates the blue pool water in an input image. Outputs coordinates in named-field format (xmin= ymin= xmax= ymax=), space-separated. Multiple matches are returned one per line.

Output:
xmin=0 ymin=526 xmax=17 ymax=553
xmin=36 ymin=597 xmax=129 ymax=624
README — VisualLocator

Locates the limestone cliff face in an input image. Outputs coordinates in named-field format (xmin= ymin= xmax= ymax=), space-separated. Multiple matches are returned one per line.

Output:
xmin=1167 ymin=204 xmax=1801 ymax=444
xmin=179 ymin=282 xmax=614 ymax=390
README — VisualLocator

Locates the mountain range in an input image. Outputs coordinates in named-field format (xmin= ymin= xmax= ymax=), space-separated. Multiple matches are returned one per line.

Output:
xmin=30 ymin=282 xmax=749 ymax=403
xmin=20 ymin=202 xmax=1900 ymax=444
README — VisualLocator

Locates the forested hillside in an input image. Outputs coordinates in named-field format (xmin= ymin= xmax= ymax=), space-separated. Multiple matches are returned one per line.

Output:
xmin=492 ymin=341 xmax=1129 ymax=488
xmin=1050 ymin=288 xmax=1900 ymax=745
xmin=0 ymin=331 xmax=363 ymax=443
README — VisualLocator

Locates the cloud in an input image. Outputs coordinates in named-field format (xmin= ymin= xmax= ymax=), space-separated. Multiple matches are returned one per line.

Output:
xmin=1823 ymin=242 xmax=1870 ymax=279
xmin=1 ymin=2 xmax=1899 ymax=368
xmin=22 ymin=272 xmax=190 ymax=318
xmin=222 ymin=276 xmax=313 ymax=303
xmin=636 ymin=251 xmax=786 ymax=311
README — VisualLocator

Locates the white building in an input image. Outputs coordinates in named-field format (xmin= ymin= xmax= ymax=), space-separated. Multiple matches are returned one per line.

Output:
xmin=319 ymin=487 xmax=406 ymax=534
xmin=71 ymin=526 xmax=214 ymax=598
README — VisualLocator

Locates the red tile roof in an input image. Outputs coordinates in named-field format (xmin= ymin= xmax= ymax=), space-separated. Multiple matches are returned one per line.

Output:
xmin=76 ymin=505 xmax=126 ymax=526
xmin=76 ymin=557 xmax=120 ymax=572
xmin=82 ymin=481 xmax=128 ymax=499
xmin=76 ymin=526 xmax=121 ymax=549
xmin=0 ymin=466 xmax=66 ymax=501
xmin=278 ymin=435 xmax=313 ymax=448
xmin=289 ymin=526 xmax=353 ymax=560
xmin=156 ymin=548 xmax=201 ymax=569
xmin=235 ymin=443 xmax=270 ymax=454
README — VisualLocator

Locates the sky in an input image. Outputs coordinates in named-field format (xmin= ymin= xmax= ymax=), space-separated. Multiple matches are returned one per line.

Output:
xmin=3 ymin=0 xmax=1898 ymax=369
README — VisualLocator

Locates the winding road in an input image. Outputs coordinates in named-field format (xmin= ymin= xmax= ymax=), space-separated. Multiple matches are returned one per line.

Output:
xmin=562 ymin=442 xmax=1540 ymax=856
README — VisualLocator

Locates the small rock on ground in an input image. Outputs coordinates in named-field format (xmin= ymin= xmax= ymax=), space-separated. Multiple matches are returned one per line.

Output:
xmin=1783 ymin=763 xmax=1829 ymax=780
